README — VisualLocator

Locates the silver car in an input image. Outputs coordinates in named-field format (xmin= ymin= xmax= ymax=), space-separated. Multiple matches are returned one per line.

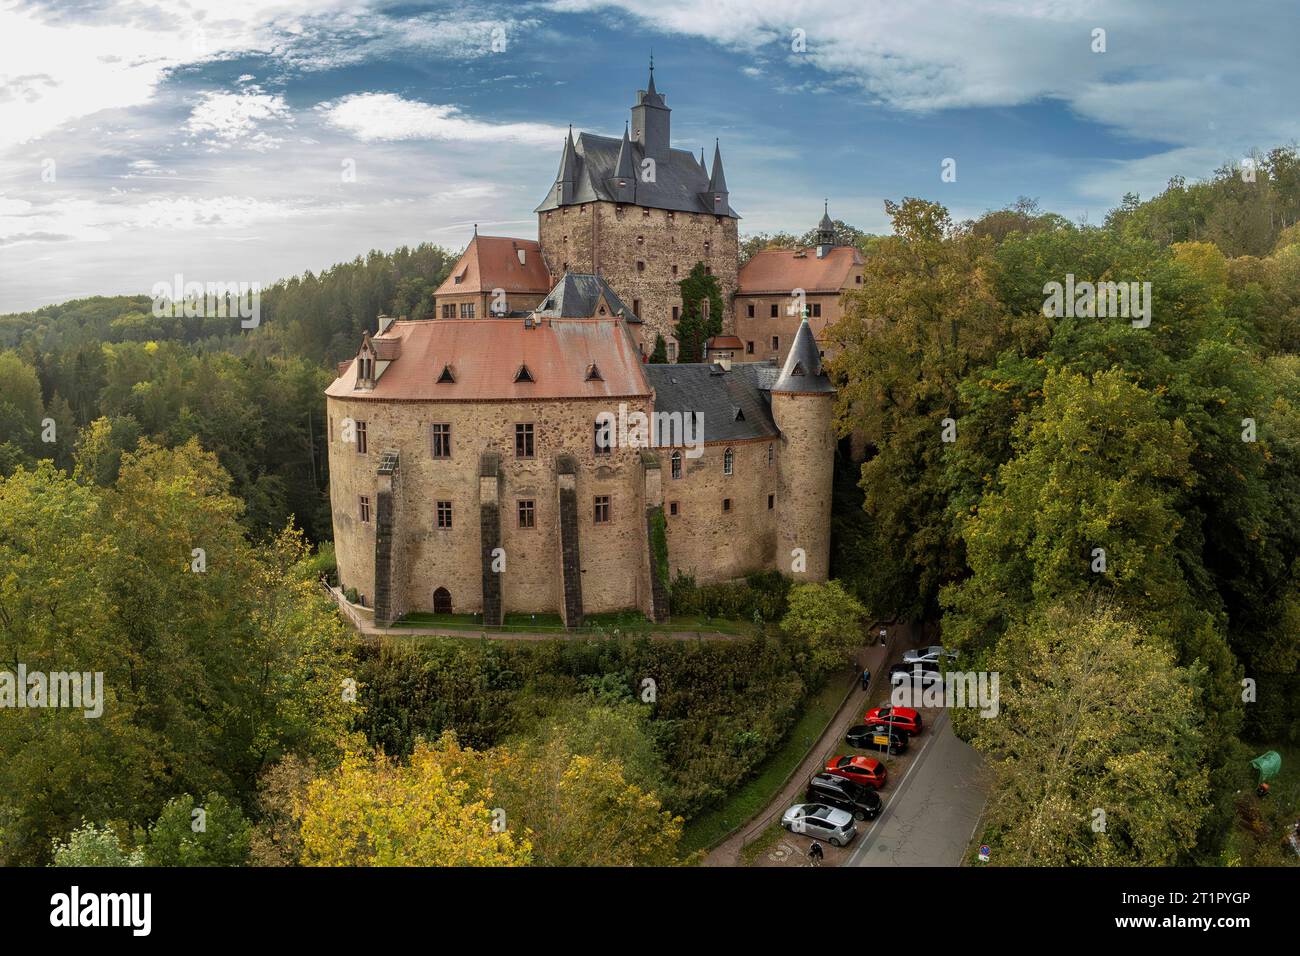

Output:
xmin=902 ymin=644 xmax=957 ymax=665
xmin=781 ymin=803 xmax=858 ymax=847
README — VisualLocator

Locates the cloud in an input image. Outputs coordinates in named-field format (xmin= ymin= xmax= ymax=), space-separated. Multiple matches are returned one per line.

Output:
xmin=185 ymin=90 xmax=292 ymax=150
xmin=320 ymin=93 xmax=566 ymax=145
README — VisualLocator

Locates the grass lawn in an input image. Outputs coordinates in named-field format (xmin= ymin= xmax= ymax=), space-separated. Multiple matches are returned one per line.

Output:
xmin=1222 ymin=740 xmax=1300 ymax=866
xmin=389 ymin=609 xmax=753 ymax=637
xmin=678 ymin=674 xmax=853 ymax=855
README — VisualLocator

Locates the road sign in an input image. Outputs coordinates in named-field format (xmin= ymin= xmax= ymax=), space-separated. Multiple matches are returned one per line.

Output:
xmin=978 ymin=844 xmax=990 ymax=863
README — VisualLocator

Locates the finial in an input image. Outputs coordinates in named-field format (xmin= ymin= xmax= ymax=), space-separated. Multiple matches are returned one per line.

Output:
xmin=473 ymin=223 xmax=478 ymax=236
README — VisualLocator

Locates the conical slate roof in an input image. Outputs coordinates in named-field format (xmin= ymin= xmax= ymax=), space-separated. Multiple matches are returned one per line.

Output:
xmin=708 ymin=139 xmax=728 ymax=194
xmin=614 ymin=123 xmax=636 ymax=180
xmin=772 ymin=318 xmax=834 ymax=393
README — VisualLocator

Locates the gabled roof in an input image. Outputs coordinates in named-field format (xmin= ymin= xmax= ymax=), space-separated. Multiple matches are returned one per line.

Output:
xmin=773 ymin=319 xmax=834 ymax=394
xmin=737 ymin=244 xmax=863 ymax=295
xmin=326 ymin=318 xmax=649 ymax=402
xmin=533 ymin=273 xmax=639 ymax=323
xmin=535 ymin=131 xmax=740 ymax=218
xmin=434 ymin=235 xmax=551 ymax=296
xmin=644 ymin=363 xmax=780 ymax=444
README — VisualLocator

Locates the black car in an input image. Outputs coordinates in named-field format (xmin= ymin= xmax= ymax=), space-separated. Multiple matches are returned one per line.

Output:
xmin=805 ymin=772 xmax=883 ymax=821
xmin=846 ymin=723 xmax=909 ymax=755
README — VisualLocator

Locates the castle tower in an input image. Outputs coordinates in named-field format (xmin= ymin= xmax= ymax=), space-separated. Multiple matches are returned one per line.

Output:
xmin=771 ymin=318 xmax=835 ymax=581
xmin=631 ymin=57 xmax=671 ymax=163
xmin=815 ymin=200 xmax=836 ymax=258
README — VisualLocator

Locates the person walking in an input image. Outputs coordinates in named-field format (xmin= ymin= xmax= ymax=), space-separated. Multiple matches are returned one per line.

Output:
xmin=808 ymin=841 xmax=824 ymax=865
xmin=860 ymin=667 xmax=871 ymax=691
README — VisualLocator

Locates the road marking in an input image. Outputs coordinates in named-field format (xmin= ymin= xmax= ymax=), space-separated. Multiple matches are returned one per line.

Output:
xmin=844 ymin=709 xmax=948 ymax=867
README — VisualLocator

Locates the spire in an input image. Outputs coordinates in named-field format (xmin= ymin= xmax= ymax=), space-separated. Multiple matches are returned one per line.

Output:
xmin=647 ymin=52 xmax=657 ymax=97
xmin=773 ymin=319 xmax=833 ymax=394
xmin=558 ymin=125 xmax=577 ymax=183
xmin=473 ymin=223 xmax=478 ymax=237
xmin=815 ymin=199 xmax=835 ymax=253
xmin=615 ymin=122 xmax=635 ymax=181
xmin=708 ymin=138 xmax=728 ymax=194
xmin=699 ymin=147 xmax=707 ymax=171
xmin=819 ymin=199 xmax=834 ymax=233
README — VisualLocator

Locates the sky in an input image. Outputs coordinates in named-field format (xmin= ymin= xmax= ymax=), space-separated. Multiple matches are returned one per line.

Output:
xmin=0 ymin=0 xmax=1297 ymax=313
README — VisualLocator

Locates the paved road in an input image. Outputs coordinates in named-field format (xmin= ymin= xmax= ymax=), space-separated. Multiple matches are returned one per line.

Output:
xmin=844 ymin=709 xmax=988 ymax=867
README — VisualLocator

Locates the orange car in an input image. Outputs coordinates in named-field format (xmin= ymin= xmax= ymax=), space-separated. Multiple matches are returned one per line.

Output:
xmin=824 ymin=754 xmax=887 ymax=790
xmin=864 ymin=704 xmax=923 ymax=736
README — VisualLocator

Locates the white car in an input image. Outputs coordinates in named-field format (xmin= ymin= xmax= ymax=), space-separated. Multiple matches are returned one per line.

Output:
xmin=781 ymin=804 xmax=858 ymax=846
xmin=902 ymin=645 xmax=957 ymax=665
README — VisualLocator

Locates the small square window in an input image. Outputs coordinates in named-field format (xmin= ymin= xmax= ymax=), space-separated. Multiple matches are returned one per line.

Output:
xmin=669 ymin=501 xmax=679 ymax=517
xmin=359 ymin=495 xmax=371 ymax=523
xmin=518 ymin=499 xmax=535 ymax=529
xmin=637 ymin=261 xmax=646 ymax=273
xmin=594 ymin=495 xmax=611 ymax=524
xmin=812 ymin=303 xmax=822 ymax=317
xmin=672 ymin=265 xmax=678 ymax=277
xmin=436 ymin=500 xmax=453 ymax=529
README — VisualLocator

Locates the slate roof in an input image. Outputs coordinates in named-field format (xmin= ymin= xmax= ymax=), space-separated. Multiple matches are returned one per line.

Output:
xmin=534 ymin=273 xmax=639 ymax=323
xmin=644 ymin=362 xmax=780 ymax=444
xmin=535 ymin=131 xmax=740 ymax=218
xmin=773 ymin=319 xmax=834 ymax=394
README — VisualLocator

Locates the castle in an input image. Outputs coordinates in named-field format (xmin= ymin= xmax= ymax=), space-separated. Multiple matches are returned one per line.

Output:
xmin=326 ymin=66 xmax=850 ymax=627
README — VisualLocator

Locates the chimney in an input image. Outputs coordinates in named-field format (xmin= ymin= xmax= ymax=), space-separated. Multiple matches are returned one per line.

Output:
xmin=517 ymin=247 xmax=527 ymax=265
xmin=717 ymin=353 xmax=732 ymax=371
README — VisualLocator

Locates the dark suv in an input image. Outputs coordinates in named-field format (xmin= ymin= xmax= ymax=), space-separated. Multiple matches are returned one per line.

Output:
xmin=846 ymin=723 xmax=909 ymax=755
xmin=805 ymin=772 xmax=882 ymax=821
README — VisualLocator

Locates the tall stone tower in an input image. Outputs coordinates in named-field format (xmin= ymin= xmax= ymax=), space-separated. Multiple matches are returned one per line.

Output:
xmin=771 ymin=318 xmax=835 ymax=581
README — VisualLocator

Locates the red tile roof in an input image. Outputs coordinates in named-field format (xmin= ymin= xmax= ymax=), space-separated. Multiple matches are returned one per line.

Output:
xmin=326 ymin=318 xmax=650 ymax=402
xmin=737 ymin=245 xmax=863 ymax=295
xmin=706 ymin=335 xmax=744 ymax=350
xmin=434 ymin=235 xmax=551 ymax=296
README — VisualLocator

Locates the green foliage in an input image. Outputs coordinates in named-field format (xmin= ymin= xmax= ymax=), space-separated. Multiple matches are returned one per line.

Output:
xmin=649 ymin=507 xmax=670 ymax=594
xmin=50 ymin=822 xmax=144 ymax=867
xmin=780 ymin=580 xmax=868 ymax=673
xmin=674 ymin=262 xmax=725 ymax=363
xmin=649 ymin=334 xmax=668 ymax=363
xmin=144 ymin=792 xmax=252 ymax=867
xmin=668 ymin=570 xmax=791 ymax=621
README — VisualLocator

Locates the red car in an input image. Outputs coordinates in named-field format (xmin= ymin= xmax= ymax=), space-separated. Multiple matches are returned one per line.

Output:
xmin=864 ymin=705 xmax=923 ymax=736
xmin=825 ymin=755 xmax=887 ymax=790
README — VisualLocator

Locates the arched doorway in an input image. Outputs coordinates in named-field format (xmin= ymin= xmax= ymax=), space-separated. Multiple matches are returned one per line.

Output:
xmin=433 ymin=587 xmax=452 ymax=614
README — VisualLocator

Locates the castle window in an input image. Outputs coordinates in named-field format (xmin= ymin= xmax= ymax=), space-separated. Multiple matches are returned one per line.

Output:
xmin=563 ymin=262 xmax=569 ymax=271
xmin=667 ymin=341 xmax=677 ymax=363
xmin=671 ymin=451 xmax=682 ymax=480
xmin=722 ymin=497 xmax=732 ymax=512
xmin=430 ymin=423 xmax=451 ymax=459
xmin=460 ymin=302 xmax=475 ymax=318
xmin=701 ymin=299 xmax=709 ymax=320
xmin=771 ymin=336 xmax=779 ymax=350
xmin=355 ymin=421 xmax=368 ymax=455
xmin=563 ymin=234 xmax=568 ymax=242
xmin=669 ymin=501 xmax=679 ymax=516
xmin=436 ymin=500 xmax=453 ymax=529
xmin=703 ymin=241 xmax=710 ymax=253
xmin=811 ymin=303 xmax=822 ymax=317
xmin=632 ymin=299 xmax=640 ymax=317
xmin=672 ymin=306 xmax=679 ymax=323
xmin=723 ymin=447 xmax=734 ymax=476
xmin=747 ymin=303 xmax=755 ymax=318
xmin=768 ymin=494 xmax=775 ymax=510
xmin=642 ymin=208 xmax=650 ymax=218
xmin=768 ymin=443 xmax=774 ymax=466
xmin=359 ymin=495 xmax=371 ymax=524
xmin=515 ymin=423 xmax=535 ymax=458
xmin=593 ymin=419 xmax=611 ymax=455
xmin=667 ymin=211 xmax=675 ymax=223
xmin=637 ymin=235 xmax=645 ymax=244
xmin=593 ymin=495 xmax=611 ymax=524
xmin=514 ymin=364 xmax=535 ymax=384
xmin=637 ymin=261 xmax=645 ymax=273
xmin=747 ymin=341 xmax=754 ymax=354
xmin=442 ymin=304 xmax=455 ymax=318
xmin=770 ymin=304 xmax=778 ymax=318
xmin=856 ymin=275 xmax=863 ymax=284
xmin=517 ymin=499 xmax=535 ymax=529
xmin=705 ymin=266 xmax=712 ymax=276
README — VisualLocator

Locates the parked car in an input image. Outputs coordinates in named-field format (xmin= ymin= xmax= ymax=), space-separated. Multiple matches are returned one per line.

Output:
xmin=781 ymin=803 xmax=858 ymax=846
xmin=825 ymin=754 xmax=887 ymax=789
xmin=806 ymin=772 xmax=883 ymax=820
xmin=902 ymin=645 xmax=957 ymax=665
xmin=889 ymin=661 xmax=942 ymax=687
xmin=864 ymin=704 xmax=923 ymax=736
xmin=846 ymin=723 xmax=909 ymax=755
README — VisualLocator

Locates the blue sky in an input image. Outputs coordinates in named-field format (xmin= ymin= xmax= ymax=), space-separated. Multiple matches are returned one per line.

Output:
xmin=1 ymin=0 xmax=1296 ymax=312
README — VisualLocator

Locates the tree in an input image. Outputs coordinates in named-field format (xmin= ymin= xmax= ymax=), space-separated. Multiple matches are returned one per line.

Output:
xmin=648 ymin=334 xmax=668 ymax=364
xmin=144 ymin=793 xmax=251 ymax=867
xmin=674 ymin=262 xmax=724 ymax=363
xmin=50 ymin=822 xmax=145 ymax=867
xmin=969 ymin=601 xmax=1209 ymax=866
xmin=298 ymin=744 xmax=531 ymax=867
xmin=781 ymin=580 xmax=868 ymax=673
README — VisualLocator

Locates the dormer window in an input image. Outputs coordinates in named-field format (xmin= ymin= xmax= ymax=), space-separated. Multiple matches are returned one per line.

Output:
xmin=437 ymin=364 xmax=456 ymax=384
xmin=586 ymin=363 xmax=603 ymax=382
xmin=515 ymin=364 xmax=535 ymax=383
xmin=791 ymin=362 xmax=806 ymax=376
xmin=723 ymin=447 xmax=734 ymax=476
